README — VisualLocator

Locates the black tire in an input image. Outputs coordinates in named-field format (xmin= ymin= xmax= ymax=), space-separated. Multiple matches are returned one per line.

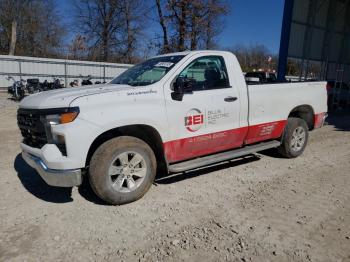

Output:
xmin=277 ymin=117 xmax=309 ymax=158
xmin=89 ymin=136 xmax=157 ymax=205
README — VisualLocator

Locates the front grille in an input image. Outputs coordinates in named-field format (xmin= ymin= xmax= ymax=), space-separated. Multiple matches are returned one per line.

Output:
xmin=17 ymin=109 xmax=48 ymax=148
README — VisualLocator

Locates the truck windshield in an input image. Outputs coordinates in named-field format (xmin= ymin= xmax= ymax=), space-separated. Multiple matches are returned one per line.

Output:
xmin=111 ymin=55 xmax=185 ymax=86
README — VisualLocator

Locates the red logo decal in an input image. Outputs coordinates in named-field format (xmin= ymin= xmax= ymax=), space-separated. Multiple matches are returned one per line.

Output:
xmin=185 ymin=109 xmax=204 ymax=132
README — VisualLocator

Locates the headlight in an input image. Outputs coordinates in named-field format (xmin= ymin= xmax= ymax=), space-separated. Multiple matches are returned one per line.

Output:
xmin=40 ymin=107 xmax=79 ymax=147
xmin=43 ymin=107 xmax=80 ymax=125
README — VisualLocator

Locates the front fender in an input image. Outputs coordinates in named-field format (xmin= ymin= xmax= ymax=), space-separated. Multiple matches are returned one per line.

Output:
xmin=67 ymin=88 xmax=168 ymax=167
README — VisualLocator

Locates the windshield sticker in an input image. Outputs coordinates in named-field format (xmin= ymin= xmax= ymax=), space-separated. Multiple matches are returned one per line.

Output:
xmin=127 ymin=89 xmax=157 ymax=96
xmin=155 ymin=62 xmax=174 ymax=68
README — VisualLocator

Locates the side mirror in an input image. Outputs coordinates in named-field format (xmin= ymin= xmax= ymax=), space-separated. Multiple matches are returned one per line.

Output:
xmin=171 ymin=77 xmax=194 ymax=101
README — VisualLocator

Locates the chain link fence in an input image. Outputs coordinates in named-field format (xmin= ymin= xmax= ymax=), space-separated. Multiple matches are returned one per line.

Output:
xmin=0 ymin=55 xmax=132 ymax=88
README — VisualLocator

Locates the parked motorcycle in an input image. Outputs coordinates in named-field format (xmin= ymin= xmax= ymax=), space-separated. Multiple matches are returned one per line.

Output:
xmin=39 ymin=80 xmax=52 ymax=91
xmin=81 ymin=75 xmax=93 ymax=86
xmin=26 ymin=78 xmax=41 ymax=94
xmin=7 ymin=76 xmax=26 ymax=101
xmin=70 ymin=80 xmax=79 ymax=87
xmin=51 ymin=78 xmax=65 ymax=89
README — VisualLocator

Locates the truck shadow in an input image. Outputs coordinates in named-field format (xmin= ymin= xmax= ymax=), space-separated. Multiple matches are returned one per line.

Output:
xmin=59 ymin=155 xmax=262 ymax=205
xmin=258 ymin=148 xmax=284 ymax=158
xmin=14 ymin=154 xmax=111 ymax=205
xmin=326 ymin=113 xmax=350 ymax=132
xmin=14 ymin=154 xmax=262 ymax=205
xmin=78 ymin=178 xmax=110 ymax=205
xmin=14 ymin=154 xmax=74 ymax=203
xmin=155 ymin=155 xmax=260 ymax=185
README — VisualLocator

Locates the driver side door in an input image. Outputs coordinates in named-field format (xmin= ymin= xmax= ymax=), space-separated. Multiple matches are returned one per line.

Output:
xmin=163 ymin=55 xmax=243 ymax=163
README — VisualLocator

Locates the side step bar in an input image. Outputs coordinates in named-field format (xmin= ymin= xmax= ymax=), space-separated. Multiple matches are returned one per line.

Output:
xmin=168 ymin=140 xmax=281 ymax=173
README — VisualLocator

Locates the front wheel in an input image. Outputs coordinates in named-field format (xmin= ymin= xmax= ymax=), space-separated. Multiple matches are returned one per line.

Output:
xmin=278 ymin=117 xmax=309 ymax=158
xmin=89 ymin=136 xmax=157 ymax=205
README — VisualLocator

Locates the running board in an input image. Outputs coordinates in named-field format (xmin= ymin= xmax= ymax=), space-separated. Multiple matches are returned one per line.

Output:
xmin=168 ymin=140 xmax=281 ymax=173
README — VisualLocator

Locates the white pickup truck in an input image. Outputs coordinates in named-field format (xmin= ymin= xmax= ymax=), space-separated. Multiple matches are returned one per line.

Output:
xmin=18 ymin=51 xmax=327 ymax=205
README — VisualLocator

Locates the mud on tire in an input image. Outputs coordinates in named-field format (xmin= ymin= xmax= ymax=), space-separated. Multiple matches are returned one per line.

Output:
xmin=278 ymin=117 xmax=309 ymax=158
xmin=89 ymin=136 xmax=157 ymax=205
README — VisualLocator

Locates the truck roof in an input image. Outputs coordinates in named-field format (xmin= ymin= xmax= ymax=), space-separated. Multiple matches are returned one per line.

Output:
xmin=154 ymin=50 xmax=234 ymax=58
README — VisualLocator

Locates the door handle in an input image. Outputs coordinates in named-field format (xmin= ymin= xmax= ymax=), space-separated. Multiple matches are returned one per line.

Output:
xmin=224 ymin=96 xmax=238 ymax=102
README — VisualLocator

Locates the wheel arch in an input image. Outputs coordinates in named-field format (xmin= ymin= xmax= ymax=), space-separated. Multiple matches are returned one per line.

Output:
xmin=86 ymin=124 xmax=168 ymax=173
xmin=288 ymin=105 xmax=315 ymax=130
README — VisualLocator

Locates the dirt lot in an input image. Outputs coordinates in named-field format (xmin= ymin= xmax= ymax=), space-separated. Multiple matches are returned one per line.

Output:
xmin=0 ymin=92 xmax=350 ymax=262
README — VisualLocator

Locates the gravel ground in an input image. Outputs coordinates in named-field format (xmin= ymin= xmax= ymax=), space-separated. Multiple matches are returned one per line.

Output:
xmin=0 ymin=92 xmax=350 ymax=262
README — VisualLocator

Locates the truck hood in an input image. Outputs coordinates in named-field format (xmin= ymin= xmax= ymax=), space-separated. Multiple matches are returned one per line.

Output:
xmin=19 ymin=84 xmax=132 ymax=109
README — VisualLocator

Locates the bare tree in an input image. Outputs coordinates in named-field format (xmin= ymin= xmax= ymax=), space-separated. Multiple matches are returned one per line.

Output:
xmin=0 ymin=0 xmax=65 ymax=57
xmin=165 ymin=0 xmax=193 ymax=51
xmin=202 ymin=0 xmax=228 ymax=49
xmin=74 ymin=0 xmax=146 ymax=63
xmin=154 ymin=0 xmax=229 ymax=53
xmin=69 ymin=35 xmax=87 ymax=60
xmin=170 ymin=0 xmax=189 ymax=51
xmin=155 ymin=0 xmax=170 ymax=53
xmin=74 ymin=0 xmax=124 ymax=62
xmin=0 ymin=0 xmax=26 ymax=55
xmin=229 ymin=44 xmax=278 ymax=72
xmin=189 ymin=1 xmax=203 ymax=50
xmin=118 ymin=0 xmax=146 ymax=63
xmin=0 ymin=0 xmax=25 ymax=55
xmin=9 ymin=21 xmax=17 ymax=55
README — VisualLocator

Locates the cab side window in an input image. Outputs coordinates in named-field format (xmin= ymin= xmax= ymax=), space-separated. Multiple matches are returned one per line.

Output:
xmin=179 ymin=56 xmax=230 ymax=91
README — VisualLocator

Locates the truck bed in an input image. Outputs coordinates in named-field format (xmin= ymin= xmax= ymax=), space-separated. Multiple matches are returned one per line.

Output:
xmin=247 ymin=81 xmax=327 ymax=128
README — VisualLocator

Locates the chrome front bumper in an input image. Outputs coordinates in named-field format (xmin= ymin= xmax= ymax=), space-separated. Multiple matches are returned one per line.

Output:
xmin=22 ymin=152 xmax=82 ymax=187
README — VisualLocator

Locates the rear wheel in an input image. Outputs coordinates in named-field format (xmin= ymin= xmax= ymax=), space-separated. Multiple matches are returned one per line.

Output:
xmin=89 ymin=136 xmax=157 ymax=205
xmin=278 ymin=117 xmax=309 ymax=158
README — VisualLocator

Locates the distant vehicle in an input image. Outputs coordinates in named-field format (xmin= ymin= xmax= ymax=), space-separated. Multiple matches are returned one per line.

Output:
xmin=327 ymin=81 xmax=350 ymax=109
xmin=245 ymin=71 xmax=277 ymax=84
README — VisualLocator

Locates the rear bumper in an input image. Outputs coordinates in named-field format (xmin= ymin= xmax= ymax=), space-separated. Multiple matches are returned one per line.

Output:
xmin=22 ymin=151 xmax=82 ymax=187
xmin=314 ymin=112 xmax=328 ymax=129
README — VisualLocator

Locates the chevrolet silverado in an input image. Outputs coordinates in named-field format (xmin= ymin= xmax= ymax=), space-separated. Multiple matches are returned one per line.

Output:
xmin=17 ymin=51 xmax=327 ymax=205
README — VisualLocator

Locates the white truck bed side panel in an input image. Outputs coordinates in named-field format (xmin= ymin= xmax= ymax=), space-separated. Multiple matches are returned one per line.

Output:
xmin=248 ymin=82 xmax=327 ymax=126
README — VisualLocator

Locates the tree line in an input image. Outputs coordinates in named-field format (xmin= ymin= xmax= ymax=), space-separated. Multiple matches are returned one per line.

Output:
xmin=0 ymin=0 xmax=64 ymax=58
xmin=0 ymin=0 xmax=280 ymax=73
xmin=229 ymin=44 xmax=278 ymax=73
xmin=0 ymin=0 xmax=229 ymax=62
